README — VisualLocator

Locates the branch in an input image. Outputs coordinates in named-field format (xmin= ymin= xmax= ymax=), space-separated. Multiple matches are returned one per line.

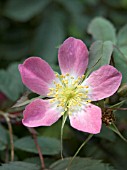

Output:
xmin=28 ymin=127 xmax=46 ymax=170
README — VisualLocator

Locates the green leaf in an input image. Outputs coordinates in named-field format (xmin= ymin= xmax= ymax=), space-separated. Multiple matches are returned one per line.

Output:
xmin=3 ymin=0 xmax=51 ymax=21
xmin=88 ymin=17 xmax=116 ymax=44
xmin=23 ymin=157 xmax=41 ymax=167
xmin=0 ymin=124 xmax=9 ymax=145
xmin=49 ymin=157 xmax=115 ymax=170
xmin=117 ymin=24 xmax=127 ymax=59
xmin=104 ymin=0 xmax=122 ymax=8
xmin=0 ymin=63 xmax=24 ymax=101
xmin=117 ymin=24 xmax=127 ymax=48
xmin=0 ymin=22 xmax=34 ymax=60
xmin=38 ymin=119 xmax=74 ymax=139
xmin=0 ymin=124 xmax=8 ymax=151
xmin=32 ymin=11 xmax=65 ymax=65
xmin=0 ymin=161 xmax=40 ymax=170
xmin=96 ymin=124 xmax=116 ymax=142
xmin=57 ymin=0 xmax=83 ymax=17
xmin=88 ymin=41 xmax=113 ymax=72
xmin=68 ymin=134 xmax=93 ymax=169
xmin=113 ymin=47 xmax=127 ymax=83
xmin=24 ymin=157 xmax=55 ymax=169
xmin=14 ymin=136 xmax=61 ymax=155
xmin=0 ymin=25 xmax=33 ymax=60
xmin=118 ymin=84 xmax=127 ymax=97
xmin=0 ymin=43 xmax=30 ymax=60
xmin=0 ymin=142 xmax=6 ymax=151
xmin=109 ymin=100 xmax=125 ymax=109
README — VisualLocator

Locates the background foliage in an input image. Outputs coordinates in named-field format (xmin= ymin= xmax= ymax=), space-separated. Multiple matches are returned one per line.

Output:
xmin=0 ymin=0 xmax=127 ymax=169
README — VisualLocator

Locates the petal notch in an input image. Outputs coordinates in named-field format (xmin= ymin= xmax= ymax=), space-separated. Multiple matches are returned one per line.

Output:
xmin=58 ymin=37 xmax=89 ymax=77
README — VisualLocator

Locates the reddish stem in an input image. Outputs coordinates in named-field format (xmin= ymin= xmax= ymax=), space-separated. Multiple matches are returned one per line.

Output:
xmin=28 ymin=127 xmax=45 ymax=170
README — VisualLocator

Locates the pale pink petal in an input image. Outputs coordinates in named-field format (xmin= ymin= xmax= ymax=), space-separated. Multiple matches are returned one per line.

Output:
xmin=83 ymin=65 xmax=122 ymax=101
xmin=19 ymin=57 xmax=56 ymax=96
xmin=58 ymin=37 xmax=89 ymax=77
xmin=69 ymin=104 xmax=102 ymax=134
xmin=22 ymin=99 xmax=62 ymax=127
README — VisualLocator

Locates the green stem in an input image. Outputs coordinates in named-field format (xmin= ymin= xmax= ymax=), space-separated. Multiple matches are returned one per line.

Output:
xmin=66 ymin=134 xmax=93 ymax=170
xmin=61 ymin=113 xmax=68 ymax=159
xmin=109 ymin=123 xmax=127 ymax=143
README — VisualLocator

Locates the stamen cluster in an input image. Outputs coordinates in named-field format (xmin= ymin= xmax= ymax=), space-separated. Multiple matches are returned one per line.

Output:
xmin=47 ymin=73 xmax=91 ymax=115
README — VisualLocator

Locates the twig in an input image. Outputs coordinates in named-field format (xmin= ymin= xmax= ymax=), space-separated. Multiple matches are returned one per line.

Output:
xmin=4 ymin=114 xmax=14 ymax=162
xmin=28 ymin=127 xmax=45 ymax=170
xmin=107 ymin=107 xmax=127 ymax=111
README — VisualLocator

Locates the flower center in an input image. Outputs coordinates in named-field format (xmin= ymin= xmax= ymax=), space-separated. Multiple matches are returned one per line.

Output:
xmin=47 ymin=73 xmax=91 ymax=115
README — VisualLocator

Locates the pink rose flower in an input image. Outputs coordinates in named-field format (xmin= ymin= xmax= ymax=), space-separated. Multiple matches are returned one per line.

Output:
xmin=19 ymin=37 xmax=122 ymax=134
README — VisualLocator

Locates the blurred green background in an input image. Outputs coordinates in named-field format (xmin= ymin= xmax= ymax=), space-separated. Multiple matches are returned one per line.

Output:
xmin=0 ymin=0 xmax=127 ymax=170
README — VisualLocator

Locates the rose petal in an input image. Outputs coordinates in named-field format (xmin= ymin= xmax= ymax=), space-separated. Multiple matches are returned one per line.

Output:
xmin=19 ymin=57 xmax=56 ymax=96
xmin=58 ymin=37 xmax=89 ymax=78
xmin=83 ymin=65 xmax=122 ymax=101
xmin=22 ymin=99 xmax=62 ymax=127
xmin=69 ymin=104 xmax=102 ymax=134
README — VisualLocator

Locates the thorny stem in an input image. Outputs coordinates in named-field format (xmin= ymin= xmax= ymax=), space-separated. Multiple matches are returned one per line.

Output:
xmin=0 ymin=111 xmax=14 ymax=161
xmin=66 ymin=134 xmax=93 ymax=170
xmin=28 ymin=127 xmax=45 ymax=170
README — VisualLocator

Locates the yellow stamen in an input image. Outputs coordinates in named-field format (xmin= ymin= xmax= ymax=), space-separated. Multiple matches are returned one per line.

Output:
xmin=47 ymin=73 xmax=91 ymax=115
xmin=85 ymin=85 xmax=89 ymax=88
